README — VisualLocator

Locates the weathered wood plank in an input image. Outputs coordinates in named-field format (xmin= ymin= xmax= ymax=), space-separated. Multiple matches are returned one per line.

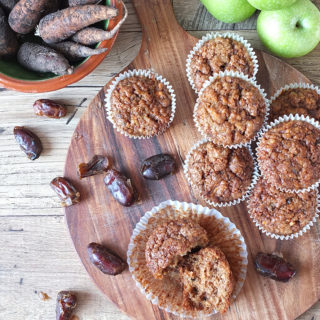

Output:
xmin=0 ymin=215 xmax=129 ymax=320
xmin=172 ymin=0 xmax=320 ymax=31
xmin=1 ymin=0 xmax=320 ymax=319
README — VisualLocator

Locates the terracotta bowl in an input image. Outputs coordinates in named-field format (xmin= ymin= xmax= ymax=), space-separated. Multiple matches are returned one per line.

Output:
xmin=0 ymin=0 xmax=122 ymax=93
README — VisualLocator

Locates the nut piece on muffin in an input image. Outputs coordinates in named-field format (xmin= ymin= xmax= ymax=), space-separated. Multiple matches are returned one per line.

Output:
xmin=257 ymin=120 xmax=320 ymax=191
xmin=179 ymin=247 xmax=233 ymax=314
xmin=248 ymin=178 xmax=318 ymax=236
xmin=189 ymin=37 xmax=255 ymax=92
xmin=185 ymin=141 xmax=254 ymax=204
xmin=270 ymin=87 xmax=320 ymax=122
xmin=194 ymin=76 xmax=267 ymax=147
xmin=145 ymin=219 xmax=209 ymax=279
xmin=109 ymin=75 xmax=173 ymax=138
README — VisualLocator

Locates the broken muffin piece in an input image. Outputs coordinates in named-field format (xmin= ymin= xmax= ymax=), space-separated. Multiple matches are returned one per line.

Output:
xmin=179 ymin=247 xmax=233 ymax=314
xmin=145 ymin=219 xmax=209 ymax=279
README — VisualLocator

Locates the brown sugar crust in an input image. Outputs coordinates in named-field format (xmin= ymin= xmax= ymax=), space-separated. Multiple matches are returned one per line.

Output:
xmin=110 ymin=75 xmax=172 ymax=137
xmin=270 ymin=88 xmax=320 ymax=122
xmin=145 ymin=219 xmax=209 ymax=279
xmin=195 ymin=76 xmax=266 ymax=146
xmin=187 ymin=142 xmax=254 ymax=203
xmin=179 ymin=247 xmax=233 ymax=314
xmin=248 ymin=178 xmax=317 ymax=235
xmin=257 ymin=120 xmax=320 ymax=191
xmin=189 ymin=37 xmax=255 ymax=92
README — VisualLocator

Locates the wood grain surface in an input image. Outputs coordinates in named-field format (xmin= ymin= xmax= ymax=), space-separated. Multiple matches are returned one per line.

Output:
xmin=1 ymin=0 xmax=320 ymax=319
xmin=64 ymin=1 xmax=320 ymax=319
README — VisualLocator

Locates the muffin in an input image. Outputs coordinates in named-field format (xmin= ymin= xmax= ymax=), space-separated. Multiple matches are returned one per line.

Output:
xmin=179 ymin=247 xmax=233 ymax=314
xmin=257 ymin=118 xmax=320 ymax=191
xmin=106 ymin=70 xmax=175 ymax=138
xmin=185 ymin=140 xmax=255 ymax=205
xmin=187 ymin=35 xmax=256 ymax=92
xmin=248 ymin=177 xmax=318 ymax=237
xmin=127 ymin=200 xmax=247 ymax=317
xmin=270 ymin=86 xmax=320 ymax=122
xmin=194 ymin=74 xmax=268 ymax=147
xmin=145 ymin=219 xmax=209 ymax=279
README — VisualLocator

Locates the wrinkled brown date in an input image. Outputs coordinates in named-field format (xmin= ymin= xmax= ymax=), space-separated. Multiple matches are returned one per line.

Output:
xmin=255 ymin=252 xmax=296 ymax=282
xmin=56 ymin=291 xmax=77 ymax=320
xmin=141 ymin=154 xmax=176 ymax=180
xmin=33 ymin=99 xmax=67 ymax=119
xmin=50 ymin=177 xmax=80 ymax=207
xmin=13 ymin=126 xmax=43 ymax=160
xmin=87 ymin=242 xmax=126 ymax=275
xmin=78 ymin=155 xmax=109 ymax=179
xmin=104 ymin=169 xmax=135 ymax=206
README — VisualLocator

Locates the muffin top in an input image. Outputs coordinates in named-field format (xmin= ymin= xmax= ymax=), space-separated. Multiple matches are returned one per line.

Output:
xmin=186 ymin=141 xmax=254 ymax=203
xmin=179 ymin=247 xmax=233 ymax=314
xmin=248 ymin=178 xmax=318 ymax=235
xmin=270 ymin=88 xmax=320 ymax=121
xmin=189 ymin=37 xmax=255 ymax=92
xmin=110 ymin=75 xmax=172 ymax=137
xmin=257 ymin=120 xmax=320 ymax=191
xmin=270 ymin=87 xmax=320 ymax=122
xmin=194 ymin=76 xmax=267 ymax=146
xmin=145 ymin=219 xmax=208 ymax=279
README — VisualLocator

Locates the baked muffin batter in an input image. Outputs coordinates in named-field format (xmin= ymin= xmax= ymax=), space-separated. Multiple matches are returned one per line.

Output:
xmin=186 ymin=141 xmax=254 ymax=203
xmin=194 ymin=76 xmax=267 ymax=146
xmin=189 ymin=37 xmax=255 ymax=92
xmin=248 ymin=178 xmax=318 ymax=235
xmin=257 ymin=120 xmax=320 ymax=191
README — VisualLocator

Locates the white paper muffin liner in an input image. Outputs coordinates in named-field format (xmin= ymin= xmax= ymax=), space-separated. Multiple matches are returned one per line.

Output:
xmin=269 ymin=82 xmax=320 ymax=121
xmin=193 ymin=71 xmax=270 ymax=149
xmin=247 ymin=176 xmax=320 ymax=240
xmin=256 ymin=114 xmax=320 ymax=193
xmin=183 ymin=139 xmax=259 ymax=207
xmin=127 ymin=200 xmax=248 ymax=318
xmin=105 ymin=69 xmax=176 ymax=139
xmin=186 ymin=32 xmax=259 ymax=94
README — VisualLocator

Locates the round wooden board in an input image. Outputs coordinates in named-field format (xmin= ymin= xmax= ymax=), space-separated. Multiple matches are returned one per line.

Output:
xmin=64 ymin=1 xmax=320 ymax=319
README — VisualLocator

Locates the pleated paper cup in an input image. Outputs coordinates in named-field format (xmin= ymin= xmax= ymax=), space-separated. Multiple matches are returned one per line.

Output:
xmin=269 ymin=82 xmax=320 ymax=122
xmin=127 ymin=200 xmax=248 ymax=318
xmin=105 ymin=69 xmax=176 ymax=139
xmin=193 ymin=71 xmax=270 ymax=149
xmin=186 ymin=32 xmax=259 ymax=94
xmin=183 ymin=139 xmax=259 ymax=207
xmin=256 ymin=114 xmax=320 ymax=193
xmin=247 ymin=177 xmax=320 ymax=240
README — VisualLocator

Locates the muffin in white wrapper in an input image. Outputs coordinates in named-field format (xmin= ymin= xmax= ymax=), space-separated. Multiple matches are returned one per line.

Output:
xmin=247 ymin=175 xmax=320 ymax=240
xmin=186 ymin=32 xmax=259 ymax=94
xmin=105 ymin=69 xmax=176 ymax=139
xmin=269 ymin=82 xmax=320 ymax=122
xmin=193 ymin=71 xmax=270 ymax=149
xmin=183 ymin=139 xmax=259 ymax=207
xmin=256 ymin=114 xmax=320 ymax=193
xmin=127 ymin=200 xmax=248 ymax=318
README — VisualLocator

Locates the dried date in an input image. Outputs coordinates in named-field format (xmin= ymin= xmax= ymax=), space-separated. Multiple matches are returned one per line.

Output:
xmin=87 ymin=242 xmax=126 ymax=275
xmin=13 ymin=126 xmax=42 ymax=160
xmin=104 ymin=169 xmax=135 ymax=206
xmin=255 ymin=252 xmax=296 ymax=282
xmin=78 ymin=155 xmax=109 ymax=179
xmin=141 ymin=154 xmax=176 ymax=180
xmin=33 ymin=99 xmax=67 ymax=119
xmin=56 ymin=291 xmax=77 ymax=320
xmin=50 ymin=177 xmax=80 ymax=207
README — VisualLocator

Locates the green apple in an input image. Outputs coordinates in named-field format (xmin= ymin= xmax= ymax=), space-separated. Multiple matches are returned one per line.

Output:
xmin=200 ymin=0 xmax=256 ymax=23
xmin=247 ymin=0 xmax=297 ymax=11
xmin=257 ymin=0 xmax=320 ymax=58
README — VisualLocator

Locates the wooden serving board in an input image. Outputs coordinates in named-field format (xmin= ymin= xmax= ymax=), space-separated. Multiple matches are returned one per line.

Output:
xmin=64 ymin=0 xmax=320 ymax=319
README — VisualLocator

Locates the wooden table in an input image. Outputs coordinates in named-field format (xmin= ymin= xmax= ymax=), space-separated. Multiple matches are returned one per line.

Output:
xmin=1 ymin=1 xmax=320 ymax=319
